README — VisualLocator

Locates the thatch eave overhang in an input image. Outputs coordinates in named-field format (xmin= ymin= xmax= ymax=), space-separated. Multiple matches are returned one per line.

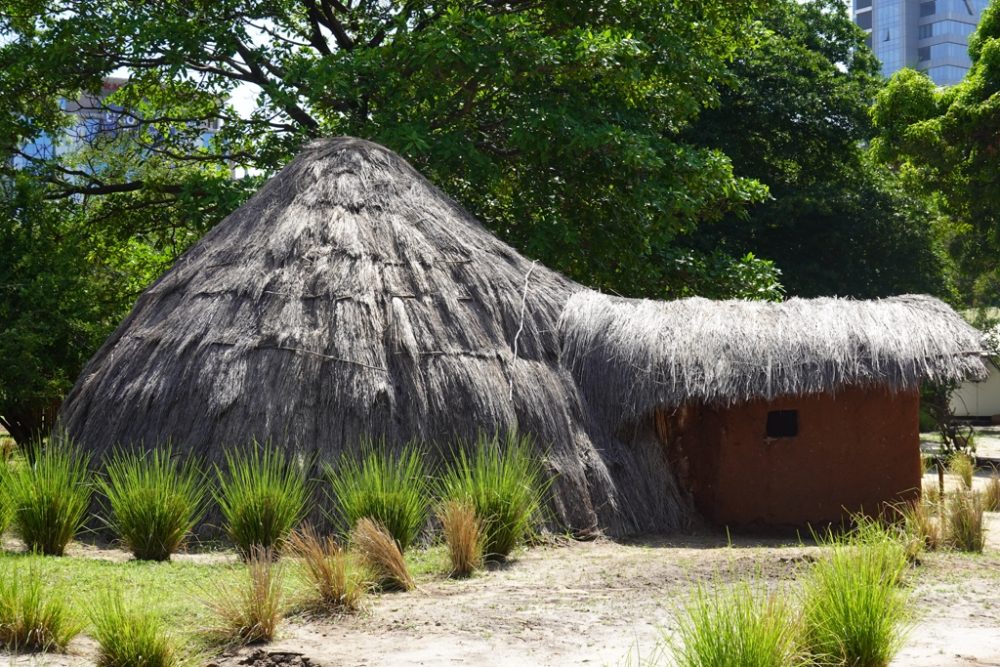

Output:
xmin=558 ymin=291 xmax=988 ymax=428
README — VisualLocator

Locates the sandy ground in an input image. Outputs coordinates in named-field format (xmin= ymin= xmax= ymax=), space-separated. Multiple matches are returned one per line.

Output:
xmin=7 ymin=474 xmax=1000 ymax=666
xmin=9 ymin=527 xmax=1000 ymax=667
xmin=219 ymin=520 xmax=1000 ymax=667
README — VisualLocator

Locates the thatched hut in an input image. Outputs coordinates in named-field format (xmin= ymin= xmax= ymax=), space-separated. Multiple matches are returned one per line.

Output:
xmin=61 ymin=136 xmax=986 ymax=534
xmin=559 ymin=292 xmax=987 ymax=526
xmin=58 ymin=137 xmax=686 ymax=537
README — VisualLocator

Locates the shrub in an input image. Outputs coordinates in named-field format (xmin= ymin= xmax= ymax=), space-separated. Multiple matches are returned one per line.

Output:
xmin=287 ymin=525 xmax=369 ymax=612
xmin=945 ymin=490 xmax=985 ymax=553
xmin=98 ymin=447 xmax=207 ymax=561
xmin=327 ymin=442 xmax=428 ymax=552
xmin=215 ymin=444 xmax=309 ymax=556
xmin=983 ymin=468 xmax=1000 ymax=512
xmin=801 ymin=526 xmax=910 ymax=667
xmin=438 ymin=499 xmax=483 ymax=577
xmin=90 ymin=590 xmax=177 ymax=667
xmin=350 ymin=518 xmax=414 ymax=592
xmin=437 ymin=432 xmax=549 ymax=561
xmin=5 ymin=439 xmax=91 ymax=555
xmin=206 ymin=547 xmax=284 ymax=645
xmin=948 ymin=451 xmax=974 ymax=490
xmin=671 ymin=579 xmax=802 ymax=667
xmin=0 ymin=563 xmax=80 ymax=651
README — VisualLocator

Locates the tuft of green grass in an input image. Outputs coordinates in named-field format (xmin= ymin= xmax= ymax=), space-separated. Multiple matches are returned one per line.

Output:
xmin=437 ymin=432 xmax=549 ymax=561
xmin=350 ymin=518 xmax=414 ymax=592
xmin=5 ymin=439 xmax=91 ymax=556
xmin=90 ymin=589 xmax=178 ymax=667
xmin=945 ymin=490 xmax=985 ymax=553
xmin=0 ymin=562 xmax=81 ymax=652
xmin=215 ymin=444 xmax=309 ymax=557
xmin=801 ymin=522 xmax=910 ymax=667
xmin=983 ymin=468 xmax=1000 ymax=512
xmin=326 ymin=442 xmax=428 ymax=552
xmin=205 ymin=548 xmax=284 ymax=645
xmin=287 ymin=525 xmax=370 ymax=613
xmin=670 ymin=579 xmax=802 ymax=667
xmin=98 ymin=447 xmax=208 ymax=561
xmin=948 ymin=451 xmax=974 ymax=490
xmin=437 ymin=499 xmax=483 ymax=577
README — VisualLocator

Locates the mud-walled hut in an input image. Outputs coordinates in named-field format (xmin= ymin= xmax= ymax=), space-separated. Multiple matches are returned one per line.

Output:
xmin=59 ymin=137 xmax=986 ymax=535
xmin=559 ymin=292 xmax=987 ymax=527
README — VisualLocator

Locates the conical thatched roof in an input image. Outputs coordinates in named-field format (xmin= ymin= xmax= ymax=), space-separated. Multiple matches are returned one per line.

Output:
xmin=559 ymin=291 xmax=988 ymax=429
xmin=58 ymin=137 xmax=688 ymax=536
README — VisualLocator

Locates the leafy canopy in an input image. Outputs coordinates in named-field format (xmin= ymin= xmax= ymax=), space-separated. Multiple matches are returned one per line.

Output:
xmin=685 ymin=0 xmax=953 ymax=300
xmin=1 ymin=0 xmax=770 ymax=297
xmin=871 ymin=0 xmax=1000 ymax=306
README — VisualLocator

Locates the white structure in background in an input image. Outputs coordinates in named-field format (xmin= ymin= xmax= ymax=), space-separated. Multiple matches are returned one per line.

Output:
xmin=950 ymin=361 xmax=1000 ymax=419
xmin=951 ymin=324 xmax=1000 ymax=419
xmin=14 ymin=77 xmax=218 ymax=167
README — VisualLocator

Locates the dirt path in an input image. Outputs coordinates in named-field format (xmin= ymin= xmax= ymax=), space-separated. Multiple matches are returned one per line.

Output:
xmin=214 ymin=521 xmax=1000 ymax=667
xmin=7 ymin=510 xmax=1000 ymax=666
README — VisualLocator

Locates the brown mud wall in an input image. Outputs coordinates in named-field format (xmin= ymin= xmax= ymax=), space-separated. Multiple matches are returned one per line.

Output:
xmin=670 ymin=386 xmax=921 ymax=528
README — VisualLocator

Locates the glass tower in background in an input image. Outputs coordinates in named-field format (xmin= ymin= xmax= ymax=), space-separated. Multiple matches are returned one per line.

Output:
xmin=853 ymin=0 xmax=989 ymax=86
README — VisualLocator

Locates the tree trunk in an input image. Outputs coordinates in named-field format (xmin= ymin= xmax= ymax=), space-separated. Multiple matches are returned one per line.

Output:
xmin=0 ymin=399 xmax=60 ymax=447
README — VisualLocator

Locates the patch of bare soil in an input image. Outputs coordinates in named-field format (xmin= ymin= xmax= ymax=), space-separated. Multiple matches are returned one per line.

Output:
xmin=213 ymin=534 xmax=817 ymax=667
xmin=220 ymin=524 xmax=1000 ymax=667
xmin=5 ymin=514 xmax=999 ymax=666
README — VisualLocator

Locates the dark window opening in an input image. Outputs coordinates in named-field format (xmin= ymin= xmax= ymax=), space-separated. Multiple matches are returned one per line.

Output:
xmin=766 ymin=410 xmax=799 ymax=438
xmin=856 ymin=12 xmax=873 ymax=29
xmin=920 ymin=1 xmax=937 ymax=17
xmin=918 ymin=46 xmax=931 ymax=61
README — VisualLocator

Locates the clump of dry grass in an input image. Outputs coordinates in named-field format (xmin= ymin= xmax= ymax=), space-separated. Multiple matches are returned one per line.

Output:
xmin=438 ymin=500 xmax=483 ymax=577
xmin=350 ymin=518 xmax=414 ymax=592
xmin=897 ymin=498 xmax=942 ymax=555
xmin=945 ymin=490 xmax=985 ymax=553
xmin=287 ymin=526 xmax=370 ymax=613
xmin=205 ymin=548 xmax=285 ymax=645
xmin=922 ymin=482 xmax=942 ymax=506
xmin=983 ymin=468 xmax=1000 ymax=512
xmin=948 ymin=452 xmax=975 ymax=490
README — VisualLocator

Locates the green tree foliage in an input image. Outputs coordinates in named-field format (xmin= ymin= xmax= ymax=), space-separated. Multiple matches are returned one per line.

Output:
xmin=686 ymin=0 xmax=953 ymax=299
xmin=0 ymin=149 xmax=252 ymax=445
xmin=0 ymin=179 xmax=107 ymax=444
xmin=872 ymin=0 xmax=1000 ymax=306
xmin=1 ymin=0 xmax=769 ymax=297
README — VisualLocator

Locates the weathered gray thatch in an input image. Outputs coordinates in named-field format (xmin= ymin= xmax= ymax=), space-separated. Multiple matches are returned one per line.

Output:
xmin=58 ymin=137 xmax=688 ymax=537
xmin=559 ymin=291 xmax=988 ymax=429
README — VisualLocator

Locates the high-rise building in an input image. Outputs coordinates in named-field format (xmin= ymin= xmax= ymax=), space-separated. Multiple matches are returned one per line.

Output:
xmin=853 ymin=0 xmax=990 ymax=86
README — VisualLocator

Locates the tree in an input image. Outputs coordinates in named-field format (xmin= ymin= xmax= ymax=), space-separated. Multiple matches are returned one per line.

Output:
xmin=0 ymin=178 xmax=105 ymax=443
xmin=871 ymin=0 xmax=1000 ymax=306
xmin=1 ymin=0 xmax=770 ymax=298
xmin=0 ymin=139 xmax=257 ymax=445
xmin=684 ymin=0 xmax=953 ymax=299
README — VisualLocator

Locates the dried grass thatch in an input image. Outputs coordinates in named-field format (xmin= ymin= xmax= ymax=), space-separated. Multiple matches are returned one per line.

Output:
xmin=559 ymin=291 xmax=987 ymax=429
xmin=58 ymin=137 xmax=687 ymax=536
